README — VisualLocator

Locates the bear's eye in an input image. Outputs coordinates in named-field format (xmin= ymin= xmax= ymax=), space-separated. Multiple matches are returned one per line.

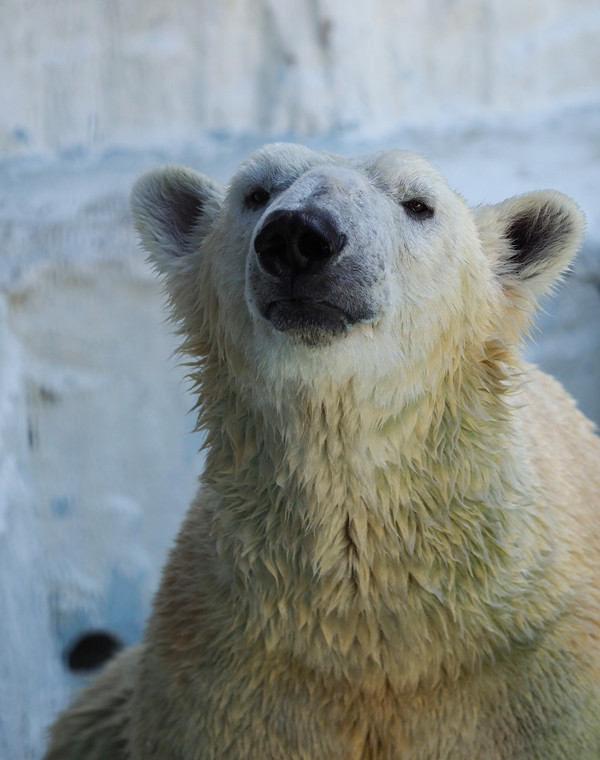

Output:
xmin=244 ymin=188 xmax=271 ymax=210
xmin=402 ymin=199 xmax=434 ymax=220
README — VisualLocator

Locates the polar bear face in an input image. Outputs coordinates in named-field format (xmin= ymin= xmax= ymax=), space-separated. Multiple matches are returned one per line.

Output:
xmin=239 ymin=147 xmax=482 ymax=344
xmin=131 ymin=143 xmax=583 ymax=399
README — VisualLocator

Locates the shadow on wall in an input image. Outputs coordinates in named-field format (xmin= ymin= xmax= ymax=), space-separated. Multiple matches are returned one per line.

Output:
xmin=527 ymin=244 xmax=600 ymax=427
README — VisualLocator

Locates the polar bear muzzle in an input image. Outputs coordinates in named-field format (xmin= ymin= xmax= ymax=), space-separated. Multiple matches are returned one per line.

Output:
xmin=251 ymin=207 xmax=367 ymax=345
xmin=245 ymin=166 xmax=391 ymax=347
xmin=254 ymin=208 xmax=347 ymax=279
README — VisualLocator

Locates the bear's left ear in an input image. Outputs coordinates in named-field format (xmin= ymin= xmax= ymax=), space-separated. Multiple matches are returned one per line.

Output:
xmin=475 ymin=190 xmax=585 ymax=311
xmin=131 ymin=166 xmax=225 ymax=277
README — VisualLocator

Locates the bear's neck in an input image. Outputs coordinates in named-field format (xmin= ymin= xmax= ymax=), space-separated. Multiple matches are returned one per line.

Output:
xmin=195 ymin=341 xmax=556 ymax=687
xmin=200 ymin=338 xmax=531 ymax=550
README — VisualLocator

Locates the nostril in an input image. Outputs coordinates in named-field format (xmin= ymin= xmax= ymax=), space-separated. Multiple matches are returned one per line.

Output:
xmin=255 ymin=230 xmax=289 ymax=278
xmin=296 ymin=230 xmax=346 ymax=263
xmin=297 ymin=229 xmax=332 ymax=262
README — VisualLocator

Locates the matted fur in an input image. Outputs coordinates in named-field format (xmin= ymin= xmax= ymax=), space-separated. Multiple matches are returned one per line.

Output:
xmin=44 ymin=145 xmax=599 ymax=759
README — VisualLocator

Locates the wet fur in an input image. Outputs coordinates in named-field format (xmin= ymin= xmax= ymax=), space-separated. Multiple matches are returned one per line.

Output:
xmin=44 ymin=145 xmax=599 ymax=759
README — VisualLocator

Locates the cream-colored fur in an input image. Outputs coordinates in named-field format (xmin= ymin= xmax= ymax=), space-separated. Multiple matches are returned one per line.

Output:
xmin=44 ymin=145 xmax=600 ymax=759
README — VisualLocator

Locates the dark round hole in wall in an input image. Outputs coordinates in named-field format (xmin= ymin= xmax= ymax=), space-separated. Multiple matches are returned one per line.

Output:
xmin=65 ymin=631 xmax=123 ymax=673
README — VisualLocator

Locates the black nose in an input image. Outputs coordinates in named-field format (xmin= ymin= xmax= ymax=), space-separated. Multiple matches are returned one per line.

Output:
xmin=254 ymin=209 xmax=346 ymax=278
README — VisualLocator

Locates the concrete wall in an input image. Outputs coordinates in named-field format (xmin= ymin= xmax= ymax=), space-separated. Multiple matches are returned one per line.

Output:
xmin=2 ymin=0 xmax=599 ymax=154
xmin=0 ymin=161 xmax=205 ymax=758
xmin=0 ymin=2 xmax=598 ymax=758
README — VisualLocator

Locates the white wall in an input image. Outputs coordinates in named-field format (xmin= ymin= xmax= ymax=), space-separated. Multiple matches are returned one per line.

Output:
xmin=1 ymin=0 xmax=599 ymax=154
xmin=0 ymin=168 xmax=205 ymax=757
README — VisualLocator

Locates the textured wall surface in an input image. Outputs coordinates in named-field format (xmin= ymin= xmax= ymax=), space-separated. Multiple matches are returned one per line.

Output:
xmin=0 ymin=2 xmax=599 ymax=758
xmin=0 ymin=167 xmax=205 ymax=758
xmin=1 ymin=0 xmax=599 ymax=153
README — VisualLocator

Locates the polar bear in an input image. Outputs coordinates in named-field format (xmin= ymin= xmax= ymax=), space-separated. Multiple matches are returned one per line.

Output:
xmin=44 ymin=144 xmax=600 ymax=759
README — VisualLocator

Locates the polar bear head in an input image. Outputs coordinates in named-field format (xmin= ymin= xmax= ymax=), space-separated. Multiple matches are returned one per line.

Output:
xmin=131 ymin=143 xmax=584 ymax=402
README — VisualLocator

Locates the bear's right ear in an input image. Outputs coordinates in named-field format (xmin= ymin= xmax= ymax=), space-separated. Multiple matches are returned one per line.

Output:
xmin=130 ymin=166 xmax=224 ymax=276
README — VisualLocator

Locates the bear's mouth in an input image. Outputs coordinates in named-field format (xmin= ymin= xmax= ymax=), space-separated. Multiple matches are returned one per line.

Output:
xmin=263 ymin=299 xmax=351 ymax=345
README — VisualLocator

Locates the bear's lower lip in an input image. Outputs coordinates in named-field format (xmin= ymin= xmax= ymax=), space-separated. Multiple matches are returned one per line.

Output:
xmin=264 ymin=299 xmax=351 ymax=344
